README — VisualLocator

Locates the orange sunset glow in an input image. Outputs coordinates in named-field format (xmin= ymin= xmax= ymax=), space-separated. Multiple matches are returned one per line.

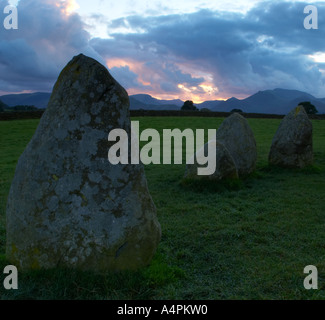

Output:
xmin=106 ymin=59 xmax=228 ymax=103
xmin=56 ymin=0 xmax=80 ymax=16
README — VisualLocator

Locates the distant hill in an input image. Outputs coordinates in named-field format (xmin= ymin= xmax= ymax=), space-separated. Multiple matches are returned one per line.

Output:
xmin=131 ymin=94 xmax=183 ymax=107
xmin=213 ymin=88 xmax=325 ymax=114
xmin=129 ymin=96 xmax=180 ymax=111
xmin=130 ymin=95 xmax=225 ymax=110
xmin=1 ymin=88 xmax=324 ymax=114
xmin=196 ymin=100 xmax=222 ymax=110
xmin=0 ymin=92 xmax=51 ymax=109
xmin=0 ymin=92 xmax=182 ymax=111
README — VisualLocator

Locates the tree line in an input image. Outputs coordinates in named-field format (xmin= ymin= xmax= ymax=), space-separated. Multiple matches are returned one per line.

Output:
xmin=180 ymin=100 xmax=319 ymax=114
xmin=0 ymin=99 xmax=38 ymax=112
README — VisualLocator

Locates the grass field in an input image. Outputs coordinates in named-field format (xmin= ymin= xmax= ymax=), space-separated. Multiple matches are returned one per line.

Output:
xmin=0 ymin=116 xmax=324 ymax=300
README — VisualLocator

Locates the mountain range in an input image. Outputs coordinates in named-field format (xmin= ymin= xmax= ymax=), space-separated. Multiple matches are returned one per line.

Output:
xmin=1 ymin=88 xmax=324 ymax=114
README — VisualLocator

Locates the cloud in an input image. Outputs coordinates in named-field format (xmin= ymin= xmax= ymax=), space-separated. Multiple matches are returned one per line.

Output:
xmin=91 ymin=1 xmax=325 ymax=98
xmin=0 ymin=0 xmax=99 ymax=94
xmin=109 ymin=65 xmax=152 ymax=90
xmin=93 ymin=37 xmax=207 ymax=98
xmin=0 ymin=0 xmax=324 ymax=100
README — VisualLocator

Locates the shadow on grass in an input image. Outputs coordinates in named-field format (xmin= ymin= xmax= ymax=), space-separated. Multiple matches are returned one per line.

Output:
xmin=0 ymin=250 xmax=185 ymax=300
xmin=179 ymin=177 xmax=244 ymax=193
xmin=260 ymin=164 xmax=322 ymax=175
xmin=178 ymin=164 xmax=321 ymax=193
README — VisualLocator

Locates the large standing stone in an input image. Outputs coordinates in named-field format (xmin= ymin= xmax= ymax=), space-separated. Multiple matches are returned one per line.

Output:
xmin=215 ymin=113 xmax=257 ymax=177
xmin=185 ymin=140 xmax=238 ymax=180
xmin=6 ymin=54 xmax=161 ymax=271
xmin=268 ymin=105 xmax=313 ymax=168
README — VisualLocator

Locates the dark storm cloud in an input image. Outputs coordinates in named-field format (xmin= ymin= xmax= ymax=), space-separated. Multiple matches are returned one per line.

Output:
xmin=91 ymin=1 xmax=325 ymax=97
xmin=0 ymin=0 xmax=100 ymax=93
xmin=110 ymin=65 xmax=152 ymax=90
xmin=91 ymin=34 xmax=205 ymax=95
xmin=161 ymin=63 xmax=204 ymax=86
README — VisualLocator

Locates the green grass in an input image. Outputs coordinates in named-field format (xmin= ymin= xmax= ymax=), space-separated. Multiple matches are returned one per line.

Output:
xmin=0 ymin=117 xmax=325 ymax=300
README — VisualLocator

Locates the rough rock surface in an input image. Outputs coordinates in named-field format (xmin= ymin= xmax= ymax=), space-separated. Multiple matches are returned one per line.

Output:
xmin=215 ymin=113 xmax=257 ymax=177
xmin=268 ymin=106 xmax=313 ymax=168
xmin=6 ymin=54 xmax=161 ymax=271
xmin=185 ymin=140 xmax=238 ymax=180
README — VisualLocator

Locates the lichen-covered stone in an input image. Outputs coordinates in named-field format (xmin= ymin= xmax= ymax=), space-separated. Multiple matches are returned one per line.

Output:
xmin=215 ymin=113 xmax=257 ymax=177
xmin=185 ymin=140 xmax=239 ymax=180
xmin=268 ymin=106 xmax=313 ymax=168
xmin=6 ymin=54 xmax=161 ymax=271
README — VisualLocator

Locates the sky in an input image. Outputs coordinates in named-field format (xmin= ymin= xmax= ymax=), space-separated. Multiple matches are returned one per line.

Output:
xmin=0 ymin=0 xmax=324 ymax=102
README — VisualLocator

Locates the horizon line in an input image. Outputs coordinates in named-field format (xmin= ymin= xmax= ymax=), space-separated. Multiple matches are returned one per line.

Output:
xmin=0 ymin=88 xmax=324 ymax=104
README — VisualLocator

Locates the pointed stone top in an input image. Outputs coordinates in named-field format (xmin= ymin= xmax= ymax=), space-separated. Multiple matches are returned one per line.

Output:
xmin=51 ymin=53 xmax=126 ymax=104
xmin=295 ymin=105 xmax=308 ymax=116
xmin=44 ymin=53 xmax=129 ymax=123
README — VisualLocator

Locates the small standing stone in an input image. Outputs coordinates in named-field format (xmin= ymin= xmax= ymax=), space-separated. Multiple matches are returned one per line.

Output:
xmin=269 ymin=106 xmax=313 ymax=168
xmin=185 ymin=140 xmax=239 ymax=180
xmin=215 ymin=113 xmax=257 ymax=177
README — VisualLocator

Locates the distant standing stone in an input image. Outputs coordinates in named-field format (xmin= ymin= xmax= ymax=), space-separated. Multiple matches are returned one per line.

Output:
xmin=6 ymin=54 xmax=161 ymax=271
xmin=215 ymin=113 xmax=257 ymax=177
xmin=269 ymin=106 xmax=313 ymax=168
xmin=185 ymin=140 xmax=239 ymax=180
